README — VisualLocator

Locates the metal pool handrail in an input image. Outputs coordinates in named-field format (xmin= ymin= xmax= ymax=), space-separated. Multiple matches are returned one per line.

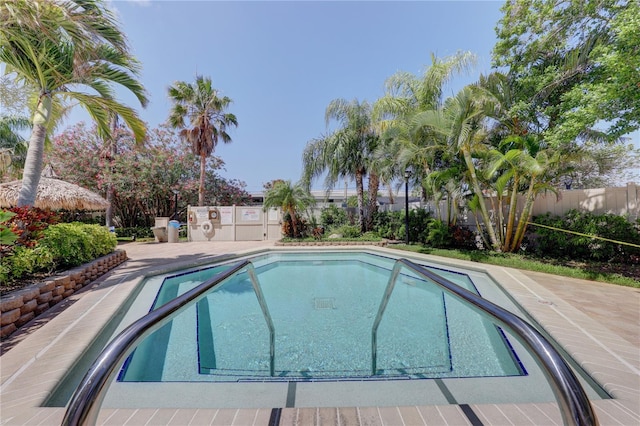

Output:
xmin=61 ymin=260 xmax=275 ymax=426
xmin=371 ymin=260 xmax=403 ymax=374
xmin=246 ymin=264 xmax=276 ymax=376
xmin=371 ymin=258 xmax=598 ymax=426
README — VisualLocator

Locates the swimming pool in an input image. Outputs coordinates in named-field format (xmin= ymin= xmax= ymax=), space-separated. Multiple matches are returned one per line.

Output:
xmin=51 ymin=248 xmax=608 ymax=411
xmin=119 ymin=252 xmax=524 ymax=382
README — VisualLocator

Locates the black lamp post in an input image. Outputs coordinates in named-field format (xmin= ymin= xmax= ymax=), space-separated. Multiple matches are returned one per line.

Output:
xmin=404 ymin=169 xmax=411 ymax=245
xmin=172 ymin=189 xmax=179 ymax=221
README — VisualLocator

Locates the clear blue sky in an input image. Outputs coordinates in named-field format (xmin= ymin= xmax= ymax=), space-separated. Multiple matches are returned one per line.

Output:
xmin=63 ymin=1 xmax=637 ymax=191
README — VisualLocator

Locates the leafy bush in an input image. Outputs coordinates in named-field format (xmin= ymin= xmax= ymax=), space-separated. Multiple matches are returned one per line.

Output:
xmin=40 ymin=224 xmax=91 ymax=267
xmin=40 ymin=223 xmax=116 ymax=268
xmin=0 ymin=262 xmax=9 ymax=285
xmin=334 ymin=225 xmax=362 ymax=238
xmin=526 ymin=210 xmax=640 ymax=263
xmin=3 ymin=246 xmax=55 ymax=280
xmin=0 ymin=210 xmax=18 ymax=246
xmin=372 ymin=209 xmax=434 ymax=243
xmin=5 ymin=207 xmax=59 ymax=247
xmin=58 ymin=212 xmax=105 ymax=225
xmin=320 ymin=205 xmax=348 ymax=229
xmin=77 ymin=224 xmax=118 ymax=258
xmin=4 ymin=246 xmax=36 ymax=280
xmin=372 ymin=211 xmax=404 ymax=240
xmin=281 ymin=212 xmax=309 ymax=239
xmin=115 ymin=227 xmax=154 ymax=239
xmin=449 ymin=225 xmax=477 ymax=250
xmin=1 ymin=223 xmax=116 ymax=286
xmin=425 ymin=220 xmax=451 ymax=247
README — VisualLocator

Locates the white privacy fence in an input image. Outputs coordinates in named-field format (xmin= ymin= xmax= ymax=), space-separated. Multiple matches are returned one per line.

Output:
xmin=182 ymin=184 xmax=638 ymax=242
xmin=420 ymin=182 xmax=640 ymax=228
xmin=530 ymin=183 xmax=638 ymax=221
xmin=186 ymin=205 xmax=282 ymax=242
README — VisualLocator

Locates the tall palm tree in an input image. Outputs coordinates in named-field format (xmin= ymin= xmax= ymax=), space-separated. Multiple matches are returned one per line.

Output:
xmin=416 ymin=86 xmax=501 ymax=250
xmin=1 ymin=0 xmax=130 ymax=55
xmin=167 ymin=75 xmax=237 ymax=207
xmin=302 ymin=98 xmax=378 ymax=232
xmin=262 ymin=180 xmax=315 ymax=238
xmin=0 ymin=0 xmax=148 ymax=207
xmin=373 ymin=52 xmax=476 ymax=210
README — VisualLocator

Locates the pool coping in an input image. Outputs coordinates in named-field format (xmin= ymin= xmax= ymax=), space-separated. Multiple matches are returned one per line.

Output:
xmin=0 ymin=242 xmax=638 ymax=425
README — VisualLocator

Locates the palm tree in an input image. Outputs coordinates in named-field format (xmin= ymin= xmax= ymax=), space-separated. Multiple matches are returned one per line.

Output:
xmin=1 ymin=0 xmax=130 ymax=54
xmin=0 ymin=0 xmax=148 ymax=207
xmin=262 ymin=180 xmax=315 ymax=238
xmin=0 ymin=115 xmax=30 ymax=179
xmin=373 ymin=52 xmax=476 ymax=211
xmin=302 ymin=98 xmax=378 ymax=232
xmin=416 ymin=86 xmax=501 ymax=250
xmin=167 ymin=75 xmax=237 ymax=207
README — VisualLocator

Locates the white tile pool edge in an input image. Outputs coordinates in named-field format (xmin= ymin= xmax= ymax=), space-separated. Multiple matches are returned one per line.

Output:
xmin=1 ymin=245 xmax=638 ymax=425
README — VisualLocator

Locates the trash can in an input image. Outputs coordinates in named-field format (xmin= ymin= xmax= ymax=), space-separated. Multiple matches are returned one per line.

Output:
xmin=151 ymin=227 xmax=167 ymax=242
xmin=168 ymin=220 xmax=180 ymax=243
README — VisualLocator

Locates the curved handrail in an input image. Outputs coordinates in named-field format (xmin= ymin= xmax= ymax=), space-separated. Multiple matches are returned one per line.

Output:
xmin=61 ymin=260 xmax=265 ymax=426
xmin=62 ymin=256 xmax=598 ymax=426
xmin=371 ymin=260 xmax=403 ymax=374
xmin=381 ymin=258 xmax=598 ymax=426
xmin=245 ymin=264 xmax=276 ymax=376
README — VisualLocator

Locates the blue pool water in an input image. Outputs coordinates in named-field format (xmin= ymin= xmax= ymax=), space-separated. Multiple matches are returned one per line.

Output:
xmin=119 ymin=252 xmax=525 ymax=383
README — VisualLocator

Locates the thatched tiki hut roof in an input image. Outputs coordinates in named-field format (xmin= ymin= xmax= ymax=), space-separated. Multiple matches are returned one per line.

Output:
xmin=0 ymin=178 xmax=109 ymax=211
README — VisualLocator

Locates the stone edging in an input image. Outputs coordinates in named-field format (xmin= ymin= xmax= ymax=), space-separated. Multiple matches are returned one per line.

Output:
xmin=274 ymin=240 xmax=388 ymax=247
xmin=0 ymin=249 xmax=127 ymax=339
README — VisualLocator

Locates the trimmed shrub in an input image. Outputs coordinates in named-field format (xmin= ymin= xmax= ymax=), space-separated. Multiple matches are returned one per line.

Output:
xmin=1 ymin=223 xmax=115 ymax=286
xmin=77 ymin=224 xmax=117 ymax=258
xmin=40 ymin=223 xmax=116 ymax=268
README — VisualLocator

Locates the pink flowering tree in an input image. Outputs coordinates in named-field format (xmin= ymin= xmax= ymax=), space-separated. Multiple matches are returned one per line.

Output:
xmin=47 ymin=123 xmax=250 ymax=227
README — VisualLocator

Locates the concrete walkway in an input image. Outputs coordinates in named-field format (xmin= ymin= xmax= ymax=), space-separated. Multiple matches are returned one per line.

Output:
xmin=520 ymin=270 xmax=639 ymax=347
xmin=1 ymin=241 xmax=638 ymax=425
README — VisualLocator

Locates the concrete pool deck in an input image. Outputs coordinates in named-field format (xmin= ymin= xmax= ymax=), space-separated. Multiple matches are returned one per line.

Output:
xmin=0 ymin=241 xmax=638 ymax=425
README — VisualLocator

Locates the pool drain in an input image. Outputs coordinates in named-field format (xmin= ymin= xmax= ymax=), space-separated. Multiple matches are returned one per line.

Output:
xmin=314 ymin=297 xmax=336 ymax=310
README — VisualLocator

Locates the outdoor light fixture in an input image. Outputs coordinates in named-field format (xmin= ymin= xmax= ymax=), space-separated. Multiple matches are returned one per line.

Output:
xmin=404 ymin=169 xmax=412 ymax=245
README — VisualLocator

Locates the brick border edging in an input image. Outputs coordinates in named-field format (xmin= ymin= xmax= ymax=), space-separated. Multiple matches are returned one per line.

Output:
xmin=0 ymin=249 xmax=127 ymax=339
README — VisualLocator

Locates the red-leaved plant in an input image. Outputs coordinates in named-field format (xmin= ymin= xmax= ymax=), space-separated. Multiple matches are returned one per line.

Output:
xmin=6 ymin=207 xmax=60 ymax=248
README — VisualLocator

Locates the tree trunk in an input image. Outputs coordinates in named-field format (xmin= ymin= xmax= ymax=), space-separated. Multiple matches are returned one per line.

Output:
xmin=355 ymin=169 xmax=365 ymax=232
xmin=289 ymin=206 xmax=298 ymax=238
xmin=510 ymin=178 xmax=536 ymax=252
xmin=105 ymin=115 xmax=119 ymax=228
xmin=493 ymin=192 xmax=504 ymax=245
xmin=199 ymin=153 xmax=206 ymax=206
xmin=366 ymin=171 xmax=379 ymax=231
xmin=463 ymin=149 xmax=500 ymax=250
xmin=433 ymin=193 xmax=442 ymax=223
xmin=17 ymin=96 xmax=51 ymax=207
xmin=503 ymin=179 xmax=520 ymax=251
xmin=385 ymin=180 xmax=394 ymax=205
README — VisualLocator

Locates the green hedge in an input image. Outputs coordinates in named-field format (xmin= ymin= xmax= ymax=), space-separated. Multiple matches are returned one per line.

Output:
xmin=115 ymin=226 xmax=154 ymax=239
xmin=526 ymin=210 xmax=640 ymax=263
xmin=0 ymin=223 xmax=117 ymax=285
